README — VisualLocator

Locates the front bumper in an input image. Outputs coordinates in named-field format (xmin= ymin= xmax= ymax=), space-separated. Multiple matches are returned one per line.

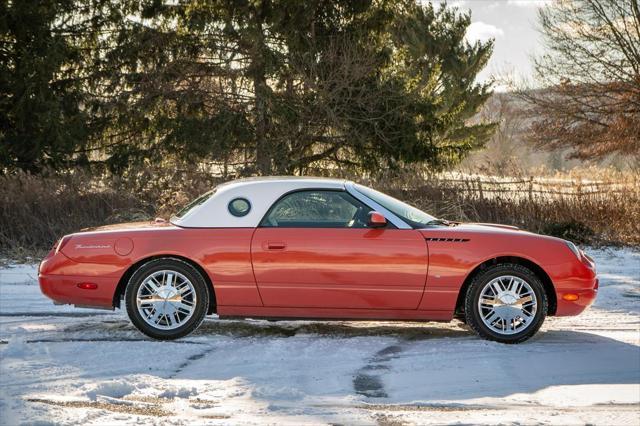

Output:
xmin=555 ymin=285 xmax=598 ymax=316
xmin=549 ymin=260 xmax=598 ymax=316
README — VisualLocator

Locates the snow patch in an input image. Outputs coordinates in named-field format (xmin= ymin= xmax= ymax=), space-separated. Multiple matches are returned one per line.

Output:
xmin=84 ymin=380 xmax=137 ymax=401
xmin=1 ymin=246 xmax=639 ymax=424
xmin=158 ymin=386 xmax=197 ymax=399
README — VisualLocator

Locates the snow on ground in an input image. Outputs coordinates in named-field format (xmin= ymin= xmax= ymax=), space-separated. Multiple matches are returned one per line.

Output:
xmin=1 ymin=247 xmax=638 ymax=425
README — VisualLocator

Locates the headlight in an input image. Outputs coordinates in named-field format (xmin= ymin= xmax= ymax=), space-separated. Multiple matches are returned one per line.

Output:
xmin=565 ymin=240 xmax=596 ymax=270
xmin=564 ymin=240 xmax=581 ymax=259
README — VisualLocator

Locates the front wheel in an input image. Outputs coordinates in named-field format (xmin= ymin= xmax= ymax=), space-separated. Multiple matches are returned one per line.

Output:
xmin=125 ymin=258 xmax=209 ymax=340
xmin=465 ymin=263 xmax=548 ymax=344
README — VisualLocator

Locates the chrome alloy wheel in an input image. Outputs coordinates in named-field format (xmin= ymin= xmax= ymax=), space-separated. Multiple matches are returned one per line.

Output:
xmin=136 ymin=270 xmax=197 ymax=330
xmin=477 ymin=275 xmax=538 ymax=335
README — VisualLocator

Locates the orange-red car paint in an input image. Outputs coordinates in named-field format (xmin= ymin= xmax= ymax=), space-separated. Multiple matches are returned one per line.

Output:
xmin=39 ymin=221 xmax=597 ymax=320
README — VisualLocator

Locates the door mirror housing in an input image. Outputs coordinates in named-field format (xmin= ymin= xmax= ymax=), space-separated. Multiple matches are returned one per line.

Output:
xmin=367 ymin=211 xmax=387 ymax=228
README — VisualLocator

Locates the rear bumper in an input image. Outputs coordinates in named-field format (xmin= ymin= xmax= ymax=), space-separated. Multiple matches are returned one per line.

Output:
xmin=38 ymin=249 xmax=121 ymax=309
xmin=39 ymin=274 xmax=118 ymax=309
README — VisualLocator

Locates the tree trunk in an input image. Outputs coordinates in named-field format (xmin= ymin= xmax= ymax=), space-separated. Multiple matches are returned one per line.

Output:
xmin=251 ymin=7 xmax=271 ymax=175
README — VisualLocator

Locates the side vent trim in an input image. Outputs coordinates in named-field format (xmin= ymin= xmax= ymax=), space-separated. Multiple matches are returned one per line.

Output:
xmin=425 ymin=237 xmax=470 ymax=243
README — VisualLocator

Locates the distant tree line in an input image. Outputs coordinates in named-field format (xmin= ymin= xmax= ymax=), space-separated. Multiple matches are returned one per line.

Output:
xmin=0 ymin=0 xmax=495 ymax=175
xmin=521 ymin=0 xmax=640 ymax=163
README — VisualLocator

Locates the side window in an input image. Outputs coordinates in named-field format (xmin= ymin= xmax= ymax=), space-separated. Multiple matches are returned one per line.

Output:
xmin=261 ymin=190 xmax=374 ymax=228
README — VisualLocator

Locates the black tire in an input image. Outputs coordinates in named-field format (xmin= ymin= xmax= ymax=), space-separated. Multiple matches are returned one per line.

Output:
xmin=465 ymin=263 xmax=548 ymax=344
xmin=125 ymin=258 xmax=209 ymax=340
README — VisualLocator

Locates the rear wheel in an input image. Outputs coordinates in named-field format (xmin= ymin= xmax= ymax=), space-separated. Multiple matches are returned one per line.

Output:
xmin=125 ymin=258 xmax=209 ymax=340
xmin=465 ymin=263 xmax=548 ymax=344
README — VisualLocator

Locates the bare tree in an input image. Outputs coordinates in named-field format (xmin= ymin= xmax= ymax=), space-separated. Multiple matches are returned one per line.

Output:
xmin=473 ymin=93 xmax=529 ymax=174
xmin=520 ymin=0 xmax=640 ymax=162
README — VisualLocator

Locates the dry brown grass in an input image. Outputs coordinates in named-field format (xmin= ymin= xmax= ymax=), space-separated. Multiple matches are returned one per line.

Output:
xmin=369 ymin=168 xmax=640 ymax=246
xmin=383 ymin=184 xmax=639 ymax=245
xmin=0 ymin=171 xmax=150 ymax=259
xmin=0 ymin=167 xmax=637 ymax=260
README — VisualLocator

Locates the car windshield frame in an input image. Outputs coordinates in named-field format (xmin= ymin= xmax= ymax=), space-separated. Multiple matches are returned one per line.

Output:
xmin=353 ymin=184 xmax=437 ymax=228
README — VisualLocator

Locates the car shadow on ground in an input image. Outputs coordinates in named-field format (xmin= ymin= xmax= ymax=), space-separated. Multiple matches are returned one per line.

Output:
xmin=57 ymin=316 xmax=472 ymax=341
xmin=13 ymin=316 xmax=640 ymax=421
xmin=169 ymin=326 xmax=640 ymax=403
xmin=351 ymin=329 xmax=640 ymax=400
xmin=194 ymin=318 xmax=473 ymax=340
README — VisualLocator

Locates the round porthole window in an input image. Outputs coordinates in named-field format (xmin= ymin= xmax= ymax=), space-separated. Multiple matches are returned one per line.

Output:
xmin=228 ymin=198 xmax=251 ymax=217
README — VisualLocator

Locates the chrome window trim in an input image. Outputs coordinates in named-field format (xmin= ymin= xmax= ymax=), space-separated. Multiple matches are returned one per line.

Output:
xmin=345 ymin=181 xmax=412 ymax=230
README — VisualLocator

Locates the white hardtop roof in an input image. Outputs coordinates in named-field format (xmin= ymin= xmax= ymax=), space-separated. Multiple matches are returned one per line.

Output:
xmin=171 ymin=176 xmax=349 ymax=228
xmin=217 ymin=176 xmax=346 ymax=190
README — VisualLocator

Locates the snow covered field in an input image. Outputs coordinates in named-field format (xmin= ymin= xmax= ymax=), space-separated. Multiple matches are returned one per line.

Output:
xmin=1 ymin=248 xmax=638 ymax=425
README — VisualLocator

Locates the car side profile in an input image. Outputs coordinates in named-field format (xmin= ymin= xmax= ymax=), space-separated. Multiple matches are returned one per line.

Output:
xmin=39 ymin=177 xmax=598 ymax=343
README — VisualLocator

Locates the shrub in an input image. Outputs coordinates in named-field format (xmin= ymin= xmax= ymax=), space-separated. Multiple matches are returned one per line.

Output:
xmin=541 ymin=221 xmax=595 ymax=244
xmin=0 ymin=167 xmax=637 ymax=260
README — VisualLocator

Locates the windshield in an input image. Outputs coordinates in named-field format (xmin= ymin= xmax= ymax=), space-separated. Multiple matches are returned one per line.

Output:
xmin=354 ymin=184 xmax=436 ymax=228
xmin=173 ymin=189 xmax=216 ymax=219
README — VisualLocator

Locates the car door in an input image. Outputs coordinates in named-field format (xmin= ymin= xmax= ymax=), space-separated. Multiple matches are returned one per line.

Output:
xmin=250 ymin=190 xmax=428 ymax=309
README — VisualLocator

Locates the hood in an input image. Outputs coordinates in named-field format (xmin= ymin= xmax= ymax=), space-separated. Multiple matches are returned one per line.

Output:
xmin=419 ymin=222 xmax=530 ymax=238
xmin=468 ymin=222 xmax=520 ymax=231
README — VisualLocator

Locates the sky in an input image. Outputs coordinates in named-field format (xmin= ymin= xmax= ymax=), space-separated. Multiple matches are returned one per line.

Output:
xmin=437 ymin=0 xmax=553 ymax=88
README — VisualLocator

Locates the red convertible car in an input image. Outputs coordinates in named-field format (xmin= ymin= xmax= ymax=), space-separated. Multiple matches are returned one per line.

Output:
xmin=39 ymin=177 xmax=597 ymax=343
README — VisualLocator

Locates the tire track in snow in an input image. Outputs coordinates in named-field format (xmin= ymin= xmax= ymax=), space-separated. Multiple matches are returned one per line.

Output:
xmin=353 ymin=343 xmax=404 ymax=398
xmin=0 ymin=312 xmax=110 ymax=317
xmin=27 ymin=338 xmax=208 ymax=344
xmin=170 ymin=345 xmax=218 ymax=378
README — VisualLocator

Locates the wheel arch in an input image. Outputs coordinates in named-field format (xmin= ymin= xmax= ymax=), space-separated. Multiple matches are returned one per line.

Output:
xmin=454 ymin=256 xmax=557 ymax=318
xmin=113 ymin=255 xmax=217 ymax=314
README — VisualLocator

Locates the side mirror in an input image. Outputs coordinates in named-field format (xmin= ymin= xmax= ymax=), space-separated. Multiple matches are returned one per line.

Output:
xmin=367 ymin=211 xmax=387 ymax=228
